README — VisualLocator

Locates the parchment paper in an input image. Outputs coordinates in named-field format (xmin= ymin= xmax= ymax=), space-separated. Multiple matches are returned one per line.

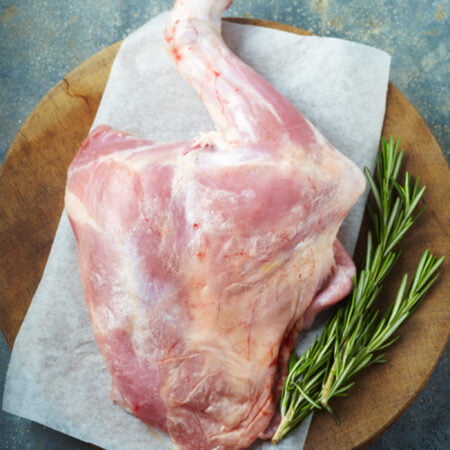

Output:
xmin=3 ymin=12 xmax=391 ymax=450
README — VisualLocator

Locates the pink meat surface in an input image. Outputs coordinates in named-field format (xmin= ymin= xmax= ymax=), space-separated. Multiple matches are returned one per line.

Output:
xmin=65 ymin=0 xmax=365 ymax=448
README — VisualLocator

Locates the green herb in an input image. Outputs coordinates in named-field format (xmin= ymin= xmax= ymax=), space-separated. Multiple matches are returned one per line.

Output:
xmin=272 ymin=137 xmax=444 ymax=444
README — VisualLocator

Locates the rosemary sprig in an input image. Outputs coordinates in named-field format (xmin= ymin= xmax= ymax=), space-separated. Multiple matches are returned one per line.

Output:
xmin=272 ymin=137 xmax=444 ymax=444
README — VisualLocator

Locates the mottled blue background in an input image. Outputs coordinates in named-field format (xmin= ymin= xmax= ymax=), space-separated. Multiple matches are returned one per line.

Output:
xmin=1 ymin=0 xmax=449 ymax=448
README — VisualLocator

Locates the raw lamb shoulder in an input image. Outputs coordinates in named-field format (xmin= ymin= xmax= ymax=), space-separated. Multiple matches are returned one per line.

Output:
xmin=65 ymin=0 xmax=365 ymax=448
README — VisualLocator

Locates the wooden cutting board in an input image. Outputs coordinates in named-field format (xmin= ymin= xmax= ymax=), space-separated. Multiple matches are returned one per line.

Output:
xmin=0 ymin=18 xmax=449 ymax=449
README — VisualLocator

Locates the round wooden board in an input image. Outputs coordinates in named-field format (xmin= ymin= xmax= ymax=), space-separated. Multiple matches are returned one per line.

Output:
xmin=0 ymin=18 xmax=449 ymax=450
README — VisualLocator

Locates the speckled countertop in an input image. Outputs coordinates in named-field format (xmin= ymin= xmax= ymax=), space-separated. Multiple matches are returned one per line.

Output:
xmin=0 ymin=1 xmax=449 ymax=448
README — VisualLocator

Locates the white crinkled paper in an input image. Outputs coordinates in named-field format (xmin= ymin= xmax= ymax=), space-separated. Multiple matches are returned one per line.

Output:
xmin=3 ymin=12 xmax=390 ymax=450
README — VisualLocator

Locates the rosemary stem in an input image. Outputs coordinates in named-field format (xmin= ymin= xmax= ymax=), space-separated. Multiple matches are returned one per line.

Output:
xmin=271 ymin=405 xmax=295 ymax=444
xmin=321 ymin=343 xmax=342 ymax=410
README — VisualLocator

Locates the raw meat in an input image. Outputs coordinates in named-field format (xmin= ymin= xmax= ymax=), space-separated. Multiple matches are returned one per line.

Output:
xmin=65 ymin=0 xmax=365 ymax=448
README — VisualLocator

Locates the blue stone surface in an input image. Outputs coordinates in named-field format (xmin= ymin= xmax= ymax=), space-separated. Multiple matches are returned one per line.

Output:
xmin=1 ymin=1 xmax=449 ymax=448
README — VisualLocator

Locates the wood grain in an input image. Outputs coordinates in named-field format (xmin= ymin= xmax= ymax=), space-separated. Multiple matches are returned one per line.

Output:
xmin=0 ymin=19 xmax=449 ymax=449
